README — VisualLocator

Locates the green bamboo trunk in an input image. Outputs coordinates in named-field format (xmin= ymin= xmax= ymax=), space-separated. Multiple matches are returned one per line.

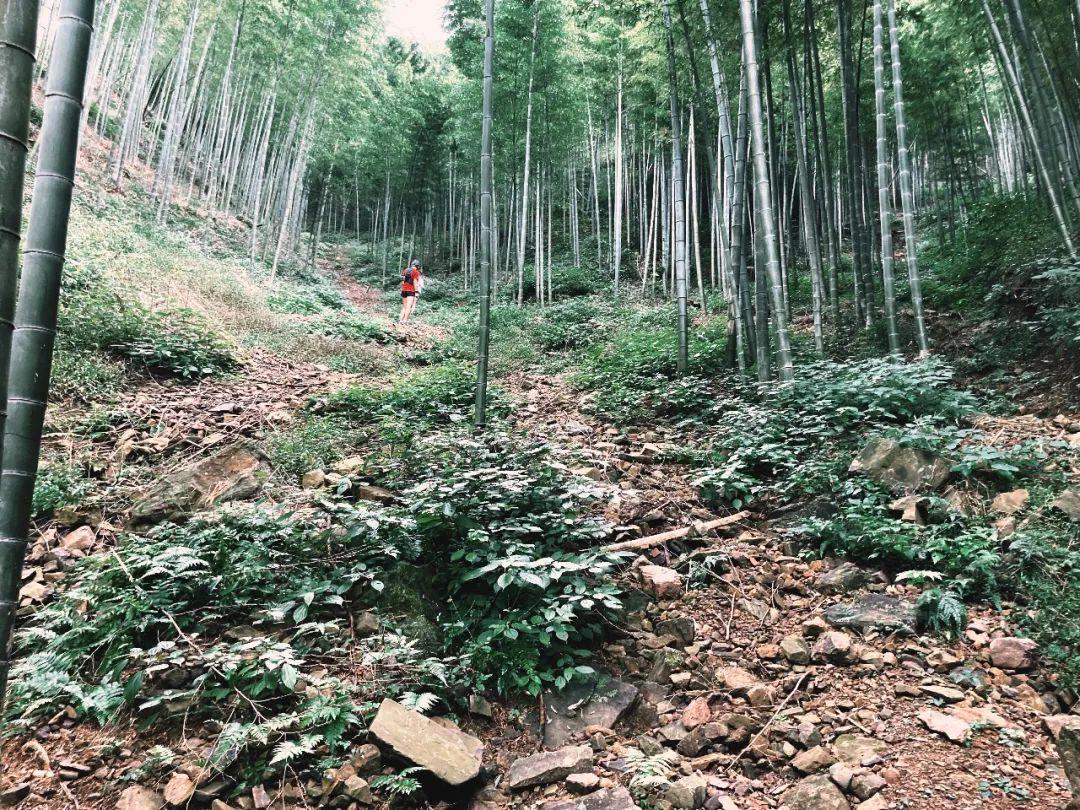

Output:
xmin=473 ymin=0 xmax=495 ymax=428
xmin=0 ymin=0 xmax=95 ymax=709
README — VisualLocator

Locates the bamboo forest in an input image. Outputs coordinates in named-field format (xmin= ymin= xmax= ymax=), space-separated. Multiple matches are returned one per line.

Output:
xmin=1 ymin=0 xmax=1080 ymax=806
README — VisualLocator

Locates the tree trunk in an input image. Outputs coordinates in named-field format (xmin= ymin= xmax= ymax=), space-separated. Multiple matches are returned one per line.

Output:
xmin=474 ymin=0 xmax=495 ymax=428
xmin=662 ymin=0 xmax=690 ymax=374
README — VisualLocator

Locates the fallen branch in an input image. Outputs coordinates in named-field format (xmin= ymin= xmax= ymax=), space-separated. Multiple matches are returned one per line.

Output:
xmin=601 ymin=511 xmax=750 ymax=553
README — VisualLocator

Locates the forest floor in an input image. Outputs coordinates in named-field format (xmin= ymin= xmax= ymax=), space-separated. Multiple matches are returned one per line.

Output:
xmin=1 ymin=155 xmax=1079 ymax=810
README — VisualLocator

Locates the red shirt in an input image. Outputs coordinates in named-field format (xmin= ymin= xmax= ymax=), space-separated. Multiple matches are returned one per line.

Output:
xmin=402 ymin=267 xmax=421 ymax=292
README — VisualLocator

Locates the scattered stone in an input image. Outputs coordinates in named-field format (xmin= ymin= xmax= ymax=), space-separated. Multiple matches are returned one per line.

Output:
xmin=920 ymin=685 xmax=966 ymax=703
xmin=353 ymin=611 xmax=381 ymax=636
xmin=543 ymin=676 xmax=639 ymax=747
xmin=665 ymin=774 xmax=708 ymax=809
xmin=989 ymin=637 xmax=1039 ymax=671
xmin=850 ymin=772 xmax=887 ymax=801
xmin=354 ymin=484 xmax=396 ymax=504
xmin=0 ymin=785 xmax=31 ymax=807
xmin=131 ymin=444 xmax=270 ymax=525
xmin=115 ymin=786 xmax=165 ymax=810
xmin=301 ymin=469 xmax=325 ymax=489
xmin=832 ymin=735 xmax=887 ymax=765
xmin=991 ymin=489 xmax=1029 ymax=514
xmin=919 ymin=709 xmax=971 ymax=743
xmin=815 ymin=562 xmax=867 ymax=594
xmin=1045 ymin=715 xmax=1080 ymax=739
xmin=506 ymin=746 xmax=593 ymax=790
xmin=369 ymin=698 xmax=482 ymax=786
xmin=1051 ymin=488 xmax=1080 ymax=522
xmin=949 ymin=705 xmax=1006 ymax=729
xmin=889 ymin=495 xmax=924 ymax=524
xmin=791 ymin=745 xmax=835 ymax=774
xmin=656 ymin=616 xmax=696 ymax=645
xmin=350 ymin=744 xmax=381 ymax=775
xmin=812 ymin=631 xmax=853 ymax=664
xmin=640 ymin=565 xmax=683 ymax=599
xmin=787 ymin=723 xmax=822 ymax=749
xmin=341 ymin=776 xmax=372 ymax=803
xmin=824 ymin=594 xmax=917 ymax=635
xmin=780 ymin=633 xmax=811 ymax=665
xmin=802 ymin=617 xmax=828 ymax=637
xmin=541 ymin=786 xmax=639 ymax=810
xmin=828 ymin=762 xmax=855 ymax=791
xmin=715 ymin=666 xmax=760 ymax=694
xmin=782 ymin=774 xmax=851 ymax=810
xmin=738 ymin=598 xmax=777 ymax=624
xmin=850 ymin=437 xmax=950 ymax=492
xmin=682 ymin=696 xmax=712 ymax=728
xmin=1057 ymin=724 xmax=1080 ymax=796
xmin=163 ymin=773 xmax=196 ymax=806
xmin=677 ymin=723 xmax=726 ymax=757
xmin=858 ymin=795 xmax=889 ymax=810
xmin=566 ymin=773 xmax=601 ymax=794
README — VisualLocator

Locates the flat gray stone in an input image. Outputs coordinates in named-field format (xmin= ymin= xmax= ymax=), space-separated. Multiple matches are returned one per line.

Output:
xmin=506 ymin=746 xmax=593 ymax=790
xmin=824 ymin=594 xmax=916 ymax=635
xmin=815 ymin=562 xmax=867 ymax=594
xmin=369 ymin=698 xmax=482 ymax=786
xmin=850 ymin=437 xmax=950 ymax=493
xmin=541 ymin=786 xmax=640 ymax=810
xmin=783 ymin=774 xmax=851 ymax=810
xmin=543 ymin=676 xmax=639 ymax=747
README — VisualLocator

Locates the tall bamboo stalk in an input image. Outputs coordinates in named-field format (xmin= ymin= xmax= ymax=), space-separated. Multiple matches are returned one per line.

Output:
xmin=0 ymin=0 xmax=95 ymax=711
xmin=474 ymin=0 xmax=495 ymax=428
xmin=662 ymin=0 xmax=690 ymax=374
xmin=873 ymin=0 xmax=900 ymax=355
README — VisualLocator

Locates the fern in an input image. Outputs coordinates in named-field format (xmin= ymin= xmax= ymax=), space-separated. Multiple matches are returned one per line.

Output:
xmin=371 ymin=767 xmax=424 ymax=796
xmin=623 ymin=748 xmax=680 ymax=792
xmin=917 ymin=586 xmax=968 ymax=639
xmin=399 ymin=691 xmax=440 ymax=714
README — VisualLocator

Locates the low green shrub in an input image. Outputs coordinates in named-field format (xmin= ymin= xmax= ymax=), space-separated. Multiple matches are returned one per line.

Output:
xmin=311 ymin=315 xmax=395 ymax=344
xmin=32 ymin=462 xmax=94 ymax=519
xmin=117 ymin=310 xmax=237 ymax=378
xmin=264 ymin=414 xmax=365 ymax=476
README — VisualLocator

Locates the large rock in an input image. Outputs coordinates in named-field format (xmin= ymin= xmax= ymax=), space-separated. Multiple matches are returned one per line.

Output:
xmin=782 ymin=774 xmax=851 ymax=810
xmin=919 ymin=709 xmax=971 ymax=743
xmin=131 ymin=444 xmax=270 ymax=525
xmin=1057 ymin=724 xmax=1080 ymax=797
xmin=989 ymin=637 xmax=1038 ymax=671
xmin=991 ymin=489 xmax=1029 ymax=514
xmin=115 ymin=786 xmax=165 ymax=810
xmin=541 ymin=787 xmax=639 ymax=810
xmin=640 ymin=565 xmax=683 ymax=599
xmin=506 ymin=746 xmax=592 ymax=790
xmin=814 ymin=562 xmax=866 ymax=594
xmin=543 ymin=675 xmax=639 ymax=747
xmin=780 ymin=633 xmax=811 ymax=664
xmin=832 ymin=734 xmax=887 ymax=765
xmin=824 ymin=594 xmax=916 ymax=635
xmin=368 ymin=699 xmax=482 ymax=786
xmin=664 ymin=774 xmax=707 ymax=809
xmin=791 ymin=745 xmax=835 ymax=774
xmin=849 ymin=437 xmax=950 ymax=493
xmin=1052 ymin=488 xmax=1080 ymax=522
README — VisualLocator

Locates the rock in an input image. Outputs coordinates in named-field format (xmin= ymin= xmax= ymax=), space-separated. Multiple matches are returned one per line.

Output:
xmin=858 ymin=795 xmax=889 ymax=810
xmin=677 ymin=722 xmax=726 ymax=756
xmin=889 ymin=495 xmax=924 ymax=524
xmin=815 ymin=562 xmax=867 ymax=594
xmin=991 ymin=489 xmax=1029 ymax=514
xmin=989 ymin=637 xmax=1038 ymax=671
xmin=828 ymin=763 xmax=854 ymax=791
xmin=115 ymin=786 xmax=166 ymax=810
xmin=354 ymin=483 xmax=396 ymax=504
xmin=850 ymin=437 xmax=950 ymax=492
xmin=812 ymin=631 xmax=853 ymax=664
xmin=665 ymin=774 xmax=708 ymax=809
xmin=369 ymin=698 xmax=482 ymax=786
xmin=919 ymin=685 xmax=966 ymax=703
xmin=677 ymin=695 xmax=712 ymax=728
xmin=832 ymin=735 xmax=887 ymax=765
xmin=791 ymin=745 xmax=835 ymax=774
xmin=824 ymin=594 xmax=917 ymax=635
xmin=948 ymin=706 xmax=1006 ymax=729
xmin=301 ymin=469 xmax=326 ymax=489
xmin=209 ymin=802 xmax=236 ymax=810
xmin=715 ymin=666 xmax=760 ymax=694
xmin=656 ymin=617 xmax=696 ymax=645
xmin=640 ymin=565 xmax=683 ymax=599
xmin=738 ymin=598 xmax=777 ymax=624
xmin=1057 ymin=724 xmax=1080 ymax=796
xmin=1045 ymin=715 xmax=1080 ymax=739
xmin=787 ymin=723 xmax=822 ymax=749
xmin=468 ymin=694 xmax=493 ymax=717
xmin=919 ymin=709 xmax=971 ymax=743
xmin=1052 ymin=488 xmax=1080 ymax=522
xmin=566 ymin=773 xmax=601 ymax=794
xmin=543 ymin=675 xmax=639 ymax=747
xmin=131 ymin=444 xmax=270 ymax=525
xmin=470 ymin=786 xmax=510 ymax=810
xmin=780 ymin=633 xmax=811 ymax=664
xmin=506 ymin=746 xmax=593 ymax=790
xmin=342 ymin=776 xmax=373 ymax=803
xmin=850 ymin=772 xmax=887 ymax=800
xmin=541 ymin=786 xmax=640 ymax=810
xmin=0 ymin=784 xmax=31 ymax=807
xmin=802 ymin=616 xmax=828 ymax=637
xmin=163 ymin=773 xmax=196 ymax=806
xmin=782 ymin=774 xmax=851 ymax=810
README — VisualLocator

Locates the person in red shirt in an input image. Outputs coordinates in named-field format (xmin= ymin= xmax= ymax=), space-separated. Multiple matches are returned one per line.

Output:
xmin=399 ymin=258 xmax=424 ymax=323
